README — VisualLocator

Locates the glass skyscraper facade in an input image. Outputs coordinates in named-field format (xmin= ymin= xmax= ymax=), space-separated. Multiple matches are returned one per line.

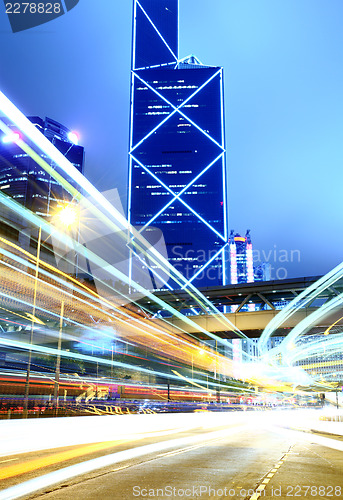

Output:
xmin=229 ymin=230 xmax=255 ymax=285
xmin=0 ymin=116 xmax=84 ymax=263
xmin=128 ymin=0 xmax=228 ymax=289
xmin=0 ymin=116 xmax=84 ymax=218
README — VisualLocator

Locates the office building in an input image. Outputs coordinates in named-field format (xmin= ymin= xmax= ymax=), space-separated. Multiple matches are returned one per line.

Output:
xmin=0 ymin=116 xmax=84 ymax=218
xmin=229 ymin=230 xmax=254 ymax=285
xmin=0 ymin=116 xmax=84 ymax=265
xmin=128 ymin=0 xmax=228 ymax=289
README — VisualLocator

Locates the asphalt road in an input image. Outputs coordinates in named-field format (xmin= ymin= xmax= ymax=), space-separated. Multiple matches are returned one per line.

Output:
xmin=1 ymin=417 xmax=343 ymax=500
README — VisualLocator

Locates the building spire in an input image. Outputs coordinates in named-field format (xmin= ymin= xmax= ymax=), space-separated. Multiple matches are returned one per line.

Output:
xmin=132 ymin=0 xmax=179 ymax=70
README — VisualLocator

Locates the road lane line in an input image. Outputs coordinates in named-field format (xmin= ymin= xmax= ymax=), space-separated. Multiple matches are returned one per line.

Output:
xmin=0 ymin=459 xmax=17 ymax=465
xmin=0 ymin=424 xmax=213 ymax=481
xmin=156 ymin=443 xmax=207 ymax=459
xmin=110 ymin=465 xmax=131 ymax=473
xmin=0 ymin=440 xmax=128 ymax=481
xmin=248 ymin=449 xmax=290 ymax=500
xmin=0 ymin=425 xmax=247 ymax=500
xmin=0 ymin=426 xmax=192 ymax=481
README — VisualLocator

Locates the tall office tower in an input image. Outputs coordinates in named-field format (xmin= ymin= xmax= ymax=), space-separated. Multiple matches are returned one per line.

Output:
xmin=229 ymin=230 xmax=254 ymax=285
xmin=0 ymin=116 xmax=84 ymax=218
xmin=0 ymin=116 xmax=84 ymax=265
xmin=128 ymin=0 xmax=228 ymax=289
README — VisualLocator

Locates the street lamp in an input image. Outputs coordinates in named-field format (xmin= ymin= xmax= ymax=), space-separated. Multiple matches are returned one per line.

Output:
xmin=56 ymin=204 xmax=78 ymax=228
xmin=52 ymin=204 xmax=79 ymax=412
xmin=23 ymin=204 xmax=78 ymax=418
xmin=67 ymin=131 xmax=79 ymax=145
xmin=2 ymin=132 xmax=20 ymax=143
xmin=52 ymin=203 xmax=80 ymax=277
xmin=53 ymin=300 xmax=64 ymax=414
xmin=191 ymin=348 xmax=205 ymax=381
xmin=23 ymin=225 xmax=42 ymax=419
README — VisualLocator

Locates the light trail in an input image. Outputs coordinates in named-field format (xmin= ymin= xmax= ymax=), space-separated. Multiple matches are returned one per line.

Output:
xmin=0 ymin=336 xmax=246 ymax=393
xmin=0 ymin=101 xmax=247 ymax=341
xmin=258 ymin=262 xmax=343 ymax=352
xmin=0 ymin=238 xmax=236 ymax=376
xmin=171 ymin=370 xmax=216 ymax=393
xmin=324 ymin=315 xmax=343 ymax=335
xmin=0 ymin=186 xmax=244 ymax=354
xmin=2 ymin=90 xmax=342 ymax=391
xmin=253 ymin=261 xmax=343 ymax=389
xmin=0 ymin=425 xmax=246 ymax=500
xmin=0 ymin=439 xmax=130 ymax=481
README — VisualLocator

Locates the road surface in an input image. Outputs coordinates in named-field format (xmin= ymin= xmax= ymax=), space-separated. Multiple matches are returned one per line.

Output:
xmin=0 ymin=412 xmax=343 ymax=499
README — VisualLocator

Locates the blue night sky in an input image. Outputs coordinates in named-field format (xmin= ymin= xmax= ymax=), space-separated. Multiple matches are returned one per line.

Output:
xmin=0 ymin=0 xmax=342 ymax=280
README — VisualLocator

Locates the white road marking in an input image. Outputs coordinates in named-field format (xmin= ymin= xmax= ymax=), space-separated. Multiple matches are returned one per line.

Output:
xmin=0 ymin=458 xmax=18 ymax=464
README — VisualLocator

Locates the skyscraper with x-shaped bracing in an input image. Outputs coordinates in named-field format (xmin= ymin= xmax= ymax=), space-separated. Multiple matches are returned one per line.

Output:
xmin=128 ymin=0 xmax=228 ymax=291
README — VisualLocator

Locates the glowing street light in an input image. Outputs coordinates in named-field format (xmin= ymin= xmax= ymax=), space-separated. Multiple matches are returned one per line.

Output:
xmin=2 ymin=132 xmax=20 ymax=143
xmin=67 ymin=131 xmax=79 ymax=145
xmin=56 ymin=204 xmax=78 ymax=228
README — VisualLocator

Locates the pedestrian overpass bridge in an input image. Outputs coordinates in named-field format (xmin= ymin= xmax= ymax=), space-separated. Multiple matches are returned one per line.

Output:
xmin=140 ymin=276 xmax=343 ymax=338
xmin=0 ymin=275 xmax=341 ymax=341
xmin=152 ymin=306 xmax=329 ymax=338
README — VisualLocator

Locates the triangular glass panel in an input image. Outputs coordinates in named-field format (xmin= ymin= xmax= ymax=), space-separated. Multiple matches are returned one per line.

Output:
xmin=180 ymin=73 xmax=223 ymax=144
xmin=138 ymin=0 xmax=178 ymax=58
xmin=134 ymin=5 xmax=177 ymax=69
